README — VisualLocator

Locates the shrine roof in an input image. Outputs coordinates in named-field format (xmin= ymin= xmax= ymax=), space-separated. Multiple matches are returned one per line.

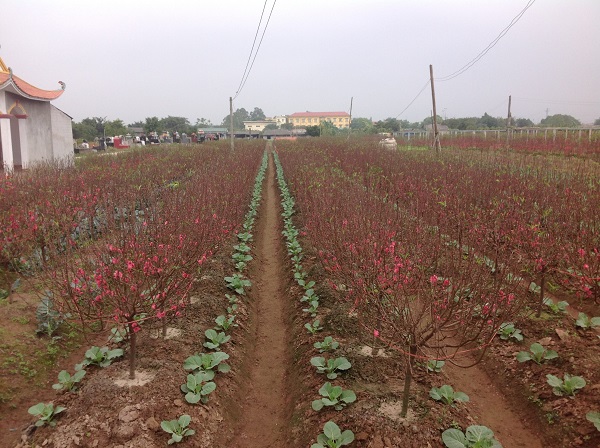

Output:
xmin=0 ymin=57 xmax=65 ymax=101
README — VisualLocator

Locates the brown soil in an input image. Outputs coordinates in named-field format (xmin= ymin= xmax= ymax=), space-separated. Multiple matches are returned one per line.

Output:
xmin=229 ymin=151 xmax=292 ymax=446
xmin=444 ymin=357 xmax=544 ymax=448
xmin=0 ymin=290 xmax=96 ymax=448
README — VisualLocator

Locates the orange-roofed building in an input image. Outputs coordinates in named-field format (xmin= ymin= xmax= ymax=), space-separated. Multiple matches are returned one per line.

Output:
xmin=0 ymin=55 xmax=73 ymax=171
xmin=288 ymin=111 xmax=351 ymax=129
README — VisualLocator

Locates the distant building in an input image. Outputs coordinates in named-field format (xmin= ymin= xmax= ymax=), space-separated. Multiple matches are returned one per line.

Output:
xmin=0 ymin=55 xmax=73 ymax=171
xmin=262 ymin=128 xmax=307 ymax=139
xmin=288 ymin=111 xmax=350 ymax=129
xmin=197 ymin=127 xmax=228 ymax=139
xmin=424 ymin=124 xmax=450 ymax=133
xmin=243 ymin=119 xmax=277 ymax=132
xmin=271 ymin=115 xmax=287 ymax=127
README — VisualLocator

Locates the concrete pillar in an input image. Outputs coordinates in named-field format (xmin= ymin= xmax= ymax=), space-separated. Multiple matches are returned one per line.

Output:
xmin=18 ymin=118 xmax=29 ymax=169
xmin=0 ymin=92 xmax=14 ymax=171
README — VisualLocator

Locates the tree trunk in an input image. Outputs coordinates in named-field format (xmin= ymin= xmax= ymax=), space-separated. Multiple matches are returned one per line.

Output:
xmin=536 ymin=271 xmax=546 ymax=318
xmin=128 ymin=321 xmax=137 ymax=379
xmin=401 ymin=339 xmax=417 ymax=418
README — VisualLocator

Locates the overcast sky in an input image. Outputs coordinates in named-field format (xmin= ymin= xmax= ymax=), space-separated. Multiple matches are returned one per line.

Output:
xmin=1 ymin=0 xmax=599 ymax=126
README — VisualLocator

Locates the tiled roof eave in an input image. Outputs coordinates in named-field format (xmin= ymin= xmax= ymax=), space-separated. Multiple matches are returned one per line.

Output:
xmin=0 ymin=73 xmax=64 ymax=101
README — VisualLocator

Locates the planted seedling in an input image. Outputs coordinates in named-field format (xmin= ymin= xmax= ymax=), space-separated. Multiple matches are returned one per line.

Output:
xmin=76 ymin=346 xmax=123 ymax=370
xmin=204 ymin=329 xmax=231 ymax=350
xmin=183 ymin=352 xmax=231 ymax=374
xmin=287 ymin=240 xmax=302 ymax=255
xmin=311 ymin=421 xmax=354 ymax=448
xmin=236 ymin=232 xmax=253 ymax=242
xmin=516 ymin=343 xmax=558 ymax=364
xmin=497 ymin=323 xmax=523 ymax=342
xmin=226 ymin=304 xmax=238 ymax=314
xmin=232 ymin=252 xmax=253 ymax=265
xmin=28 ymin=402 xmax=66 ymax=427
xmin=214 ymin=314 xmax=237 ymax=331
xmin=311 ymin=356 xmax=352 ymax=380
xmin=107 ymin=327 xmax=127 ymax=343
xmin=301 ymin=288 xmax=319 ymax=303
xmin=442 ymin=425 xmax=502 ymax=448
xmin=430 ymin=385 xmax=469 ymax=405
xmin=180 ymin=371 xmax=216 ymax=404
xmin=575 ymin=312 xmax=600 ymax=330
xmin=52 ymin=369 xmax=86 ymax=392
xmin=314 ymin=336 xmax=339 ymax=353
xmin=303 ymin=299 xmax=320 ymax=317
xmin=161 ymin=414 xmax=195 ymax=444
xmin=546 ymin=373 xmax=586 ymax=397
xmin=233 ymin=242 xmax=251 ymax=254
xmin=426 ymin=359 xmax=445 ymax=373
xmin=586 ymin=411 xmax=600 ymax=431
xmin=312 ymin=382 xmax=356 ymax=411
xmin=294 ymin=271 xmax=308 ymax=282
xmin=528 ymin=282 xmax=541 ymax=294
xmin=542 ymin=297 xmax=569 ymax=315
xmin=36 ymin=291 xmax=66 ymax=336
xmin=224 ymin=274 xmax=251 ymax=295
xmin=305 ymin=320 xmax=323 ymax=335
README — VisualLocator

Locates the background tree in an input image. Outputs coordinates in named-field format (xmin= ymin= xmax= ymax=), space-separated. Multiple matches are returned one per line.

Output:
xmin=221 ymin=107 xmax=250 ymax=130
xmin=281 ymin=122 xmax=294 ymax=130
xmin=539 ymin=114 xmax=581 ymax=127
xmin=72 ymin=121 xmax=98 ymax=141
xmin=128 ymin=121 xmax=144 ymax=128
xmin=249 ymin=107 xmax=266 ymax=121
xmin=594 ymin=117 xmax=600 ymax=126
xmin=105 ymin=119 xmax=128 ymax=137
xmin=421 ymin=115 xmax=444 ymax=128
xmin=515 ymin=117 xmax=535 ymax=127
xmin=350 ymin=117 xmax=374 ymax=134
xmin=320 ymin=120 xmax=339 ymax=136
xmin=443 ymin=117 xmax=478 ymax=130
xmin=159 ymin=116 xmax=192 ymax=134
xmin=144 ymin=116 xmax=160 ymax=134
xmin=195 ymin=117 xmax=213 ymax=128
xmin=305 ymin=125 xmax=320 ymax=137
xmin=263 ymin=123 xmax=278 ymax=131
xmin=479 ymin=112 xmax=504 ymax=129
xmin=373 ymin=117 xmax=400 ymax=133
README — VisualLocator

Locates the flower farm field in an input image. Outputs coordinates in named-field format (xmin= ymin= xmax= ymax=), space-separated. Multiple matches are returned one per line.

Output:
xmin=0 ymin=138 xmax=598 ymax=448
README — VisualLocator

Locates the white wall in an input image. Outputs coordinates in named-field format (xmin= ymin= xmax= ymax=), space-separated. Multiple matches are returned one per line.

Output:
xmin=50 ymin=105 xmax=73 ymax=163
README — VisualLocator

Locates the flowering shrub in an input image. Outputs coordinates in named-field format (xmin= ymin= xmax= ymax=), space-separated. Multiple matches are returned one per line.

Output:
xmin=3 ymin=143 xmax=265 ymax=379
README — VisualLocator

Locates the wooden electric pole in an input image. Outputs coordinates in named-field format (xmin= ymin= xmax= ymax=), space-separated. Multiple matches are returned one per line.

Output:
xmin=505 ymin=95 xmax=512 ymax=148
xmin=429 ymin=65 xmax=441 ymax=153
xmin=347 ymin=96 xmax=353 ymax=142
xmin=229 ymin=96 xmax=234 ymax=151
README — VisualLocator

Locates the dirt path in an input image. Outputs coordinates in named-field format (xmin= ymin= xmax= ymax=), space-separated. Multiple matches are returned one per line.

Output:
xmin=231 ymin=150 xmax=291 ymax=447
xmin=444 ymin=360 xmax=543 ymax=448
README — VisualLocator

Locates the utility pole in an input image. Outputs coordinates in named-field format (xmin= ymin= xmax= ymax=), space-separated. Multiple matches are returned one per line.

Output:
xmin=506 ymin=95 xmax=512 ymax=147
xmin=229 ymin=96 xmax=234 ymax=151
xmin=347 ymin=96 xmax=353 ymax=142
xmin=429 ymin=65 xmax=441 ymax=153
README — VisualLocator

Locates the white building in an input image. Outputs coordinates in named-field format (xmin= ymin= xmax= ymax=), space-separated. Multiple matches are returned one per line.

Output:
xmin=243 ymin=119 xmax=277 ymax=132
xmin=271 ymin=115 xmax=287 ymax=127
xmin=0 ymin=55 xmax=73 ymax=171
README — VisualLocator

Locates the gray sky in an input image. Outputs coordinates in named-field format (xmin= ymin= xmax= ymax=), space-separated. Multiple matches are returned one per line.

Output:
xmin=2 ymin=0 xmax=599 ymax=125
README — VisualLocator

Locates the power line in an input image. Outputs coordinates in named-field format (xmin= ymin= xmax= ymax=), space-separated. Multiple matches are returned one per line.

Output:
xmin=436 ymin=0 xmax=536 ymax=82
xmin=514 ymin=97 xmax=600 ymax=105
xmin=233 ymin=0 xmax=277 ymax=101
xmin=233 ymin=0 xmax=269 ymax=100
xmin=395 ymin=79 xmax=431 ymax=119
